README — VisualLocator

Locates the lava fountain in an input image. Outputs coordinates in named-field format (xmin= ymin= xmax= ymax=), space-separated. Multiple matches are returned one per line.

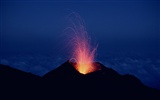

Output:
xmin=67 ymin=13 xmax=98 ymax=74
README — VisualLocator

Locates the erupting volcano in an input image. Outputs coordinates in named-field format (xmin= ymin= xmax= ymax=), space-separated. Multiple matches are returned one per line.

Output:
xmin=1 ymin=12 xmax=160 ymax=100
xmin=67 ymin=13 xmax=99 ymax=74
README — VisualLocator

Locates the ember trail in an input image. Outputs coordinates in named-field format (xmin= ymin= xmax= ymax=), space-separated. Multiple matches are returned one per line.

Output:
xmin=67 ymin=13 xmax=98 ymax=74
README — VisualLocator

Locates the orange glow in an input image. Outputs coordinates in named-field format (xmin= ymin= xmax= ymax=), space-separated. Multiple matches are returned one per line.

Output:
xmin=68 ymin=13 xmax=98 ymax=74
xmin=73 ymin=35 xmax=97 ymax=74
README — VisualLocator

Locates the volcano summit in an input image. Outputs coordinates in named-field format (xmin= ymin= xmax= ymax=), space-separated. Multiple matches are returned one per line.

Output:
xmin=0 ymin=61 xmax=160 ymax=100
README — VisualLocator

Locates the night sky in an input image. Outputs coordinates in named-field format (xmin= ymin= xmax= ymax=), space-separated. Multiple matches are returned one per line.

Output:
xmin=0 ymin=0 xmax=160 ymax=89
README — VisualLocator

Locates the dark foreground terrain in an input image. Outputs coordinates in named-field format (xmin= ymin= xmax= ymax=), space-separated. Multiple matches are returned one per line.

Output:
xmin=0 ymin=61 xmax=160 ymax=99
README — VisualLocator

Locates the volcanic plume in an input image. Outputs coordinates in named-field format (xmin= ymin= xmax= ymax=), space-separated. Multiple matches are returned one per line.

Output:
xmin=67 ymin=13 xmax=99 ymax=74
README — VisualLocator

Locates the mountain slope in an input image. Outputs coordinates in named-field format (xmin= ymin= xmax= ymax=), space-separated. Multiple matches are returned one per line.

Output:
xmin=42 ymin=61 xmax=160 ymax=99
xmin=0 ymin=64 xmax=40 ymax=80
xmin=0 ymin=61 xmax=160 ymax=99
xmin=0 ymin=64 xmax=41 ymax=99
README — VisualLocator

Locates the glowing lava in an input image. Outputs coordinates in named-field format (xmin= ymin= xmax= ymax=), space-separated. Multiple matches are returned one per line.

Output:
xmin=72 ymin=32 xmax=97 ymax=74
xmin=68 ymin=13 xmax=97 ymax=74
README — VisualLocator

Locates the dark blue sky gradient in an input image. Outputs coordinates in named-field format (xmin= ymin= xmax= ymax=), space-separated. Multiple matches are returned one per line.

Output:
xmin=0 ymin=0 xmax=160 ymax=89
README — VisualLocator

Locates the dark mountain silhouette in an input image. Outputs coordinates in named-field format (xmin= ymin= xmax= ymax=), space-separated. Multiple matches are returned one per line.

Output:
xmin=0 ymin=61 xmax=160 ymax=99
xmin=0 ymin=64 xmax=40 ymax=80
xmin=0 ymin=64 xmax=41 ymax=99
xmin=42 ymin=61 xmax=160 ymax=99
